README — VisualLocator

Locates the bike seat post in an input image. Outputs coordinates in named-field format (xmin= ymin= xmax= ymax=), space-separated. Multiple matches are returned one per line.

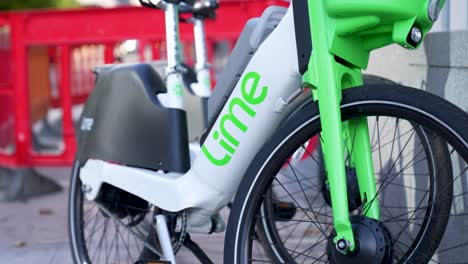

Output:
xmin=163 ymin=0 xmax=184 ymax=109
xmin=192 ymin=15 xmax=211 ymax=127
xmin=192 ymin=0 xmax=218 ymax=78
xmin=193 ymin=17 xmax=208 ymax=73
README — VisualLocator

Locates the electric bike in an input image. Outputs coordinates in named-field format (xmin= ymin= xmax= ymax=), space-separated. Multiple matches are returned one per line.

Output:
xmin=69 ymin=0 xmax=468 ymax=263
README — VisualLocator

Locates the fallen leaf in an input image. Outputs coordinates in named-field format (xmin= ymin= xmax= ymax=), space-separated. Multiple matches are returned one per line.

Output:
xmin=39 ymin=208 xmax=53 ymax=215
xmin=15 ymin=240 xmax=26 ymax=248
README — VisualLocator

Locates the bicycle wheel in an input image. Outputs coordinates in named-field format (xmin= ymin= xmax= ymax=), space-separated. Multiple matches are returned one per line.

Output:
xmin=69 ymin=160 xmax=182 ymax=264
xmin=254 ymin=75 xmax=395 ymax=261
xmin=225 ymin=85 xmax=468 ymax=264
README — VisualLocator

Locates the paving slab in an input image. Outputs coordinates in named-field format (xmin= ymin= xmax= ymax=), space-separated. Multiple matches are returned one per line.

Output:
xmin=0 ymin=167 xmax=225 ymax=264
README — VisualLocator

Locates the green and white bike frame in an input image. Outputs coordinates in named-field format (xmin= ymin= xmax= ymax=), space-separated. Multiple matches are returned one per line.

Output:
xmin=79 ymin=0 xmax=445 ymax=253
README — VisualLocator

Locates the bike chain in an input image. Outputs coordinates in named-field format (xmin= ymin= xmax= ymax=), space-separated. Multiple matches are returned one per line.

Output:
xmin=172 ymin=209 xmax=188 ymax=254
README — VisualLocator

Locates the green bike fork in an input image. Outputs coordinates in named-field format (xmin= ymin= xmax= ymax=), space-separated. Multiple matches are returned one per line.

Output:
xmin=303 ymin=0 xmax=444 ymax=253
xmin=305 ymin=0 xmax=360 ymax=251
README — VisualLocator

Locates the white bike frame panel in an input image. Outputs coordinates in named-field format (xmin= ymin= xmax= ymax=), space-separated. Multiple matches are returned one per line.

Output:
xmin=80 ymin=4 xmax=301 ymax=213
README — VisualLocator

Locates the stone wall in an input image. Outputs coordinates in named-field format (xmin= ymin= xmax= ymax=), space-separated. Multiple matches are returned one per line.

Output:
xmin=365 ymin=31 xmax=468 ymax=112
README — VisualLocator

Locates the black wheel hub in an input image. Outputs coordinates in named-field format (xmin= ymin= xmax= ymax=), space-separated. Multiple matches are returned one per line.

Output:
xmin=327 ymin=216 xmax=393 ymax=264
xmin=322 ymin=167 xmax=362 ymax=211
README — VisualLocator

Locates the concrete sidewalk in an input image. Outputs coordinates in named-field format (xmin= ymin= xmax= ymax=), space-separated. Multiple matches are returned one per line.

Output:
xmin=0 ymin=168 xmax=225 ymax=264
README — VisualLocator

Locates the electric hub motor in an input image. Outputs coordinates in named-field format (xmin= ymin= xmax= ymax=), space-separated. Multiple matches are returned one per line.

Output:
xmin=327 ymin=216 xmax=393 ymax=264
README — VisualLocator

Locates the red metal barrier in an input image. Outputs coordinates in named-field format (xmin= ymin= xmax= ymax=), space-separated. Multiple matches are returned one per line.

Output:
xmin=0 ymin=0 xmax=288 ymax=168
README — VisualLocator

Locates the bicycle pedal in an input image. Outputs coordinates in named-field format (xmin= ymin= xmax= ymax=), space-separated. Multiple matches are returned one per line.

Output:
xmin=134 ymin=260 xmax=171 ymax=264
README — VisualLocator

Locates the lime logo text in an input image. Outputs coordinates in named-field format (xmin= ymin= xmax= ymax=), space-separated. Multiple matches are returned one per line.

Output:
xmin=202 ymin=71 xmax=268 ymax=166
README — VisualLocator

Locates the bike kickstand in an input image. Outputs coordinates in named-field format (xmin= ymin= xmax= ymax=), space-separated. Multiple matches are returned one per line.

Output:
xmin=183 ymin=233 xmax=214 ymax=264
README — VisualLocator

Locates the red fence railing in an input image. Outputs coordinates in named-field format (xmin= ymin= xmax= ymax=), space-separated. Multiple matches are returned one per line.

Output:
xmin=0 ymin=0 xmax=288 ymax=167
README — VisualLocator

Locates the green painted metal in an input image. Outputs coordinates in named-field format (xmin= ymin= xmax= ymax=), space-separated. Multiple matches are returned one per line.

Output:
xmin=347 ymin=117 xmax=380 ymax=220
xmin=323 ymin=0 xmax=445 ymax=69
xmin=305 ymin=0 xmax=357 ymax=251
xmin=304 ymin=0 xmax=444 ymax=252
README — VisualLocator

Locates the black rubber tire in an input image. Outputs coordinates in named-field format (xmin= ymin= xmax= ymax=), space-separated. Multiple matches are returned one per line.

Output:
xmin=68 ymin=160 xmax=91 ymax=264
xmin=224 ymin=85 xmax=468 ymax=264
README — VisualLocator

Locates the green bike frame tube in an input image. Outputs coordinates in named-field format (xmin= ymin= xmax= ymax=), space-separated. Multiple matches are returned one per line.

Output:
xmin=304 ymin=0 xmax=444 ymax=252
